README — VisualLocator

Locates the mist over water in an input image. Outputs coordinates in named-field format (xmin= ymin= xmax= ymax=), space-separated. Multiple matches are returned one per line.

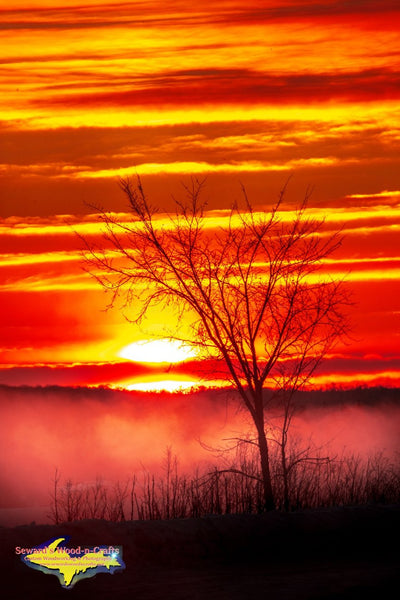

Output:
xmin=0 ymin=386 xmax=399 ymax=525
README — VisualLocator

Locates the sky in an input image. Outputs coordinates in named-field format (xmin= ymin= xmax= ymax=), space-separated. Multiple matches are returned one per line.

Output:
xmin=1 ymin=0 xmax=400 ymax=391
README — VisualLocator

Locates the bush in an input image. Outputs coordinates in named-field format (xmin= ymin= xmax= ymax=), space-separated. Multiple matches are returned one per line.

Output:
xmin=49 ymin=447 xmax=400 ymax=523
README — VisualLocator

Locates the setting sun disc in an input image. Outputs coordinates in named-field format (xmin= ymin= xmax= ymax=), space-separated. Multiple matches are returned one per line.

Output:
xmin=118 ymin=339 xmax=197 ymax=363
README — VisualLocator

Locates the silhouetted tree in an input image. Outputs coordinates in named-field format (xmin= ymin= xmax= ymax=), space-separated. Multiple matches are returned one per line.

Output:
xmin=84 ymin=177 xmax=348 ymax=510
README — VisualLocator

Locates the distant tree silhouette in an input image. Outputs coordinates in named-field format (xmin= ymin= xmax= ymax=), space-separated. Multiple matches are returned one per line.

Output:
xmin=84 ymin=177 xmax=349 ymax=511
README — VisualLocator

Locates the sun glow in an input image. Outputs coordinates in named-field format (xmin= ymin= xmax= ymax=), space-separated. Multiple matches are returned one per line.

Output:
xmin=118 ymin=339 xmax=197 ymax=364
xmin=124 ymin=380 xmax=198 ymax=393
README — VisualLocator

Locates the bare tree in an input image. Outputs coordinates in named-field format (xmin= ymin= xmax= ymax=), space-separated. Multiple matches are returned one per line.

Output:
xmin=83 ymin=177 xmax=349 ymax=510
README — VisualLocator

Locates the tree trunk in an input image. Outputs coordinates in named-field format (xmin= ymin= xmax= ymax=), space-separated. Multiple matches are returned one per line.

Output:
xmin=256 ymin=423 xmax=275 ymax=511
xmin=281 ymin=439 xmax=289 ymax=512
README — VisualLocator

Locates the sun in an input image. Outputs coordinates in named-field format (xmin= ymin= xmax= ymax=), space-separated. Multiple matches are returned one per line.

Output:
xmin=118 ymin=339 xmax=197 ymax=363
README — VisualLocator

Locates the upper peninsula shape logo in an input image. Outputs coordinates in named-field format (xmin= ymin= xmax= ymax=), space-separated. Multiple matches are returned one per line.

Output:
xmin=20 ymin=536 xmax=125 ymax=589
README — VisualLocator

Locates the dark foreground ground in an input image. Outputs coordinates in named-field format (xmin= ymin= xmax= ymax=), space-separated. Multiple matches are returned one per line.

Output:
xmin=0 ymin=504 xmax=399 ymax=600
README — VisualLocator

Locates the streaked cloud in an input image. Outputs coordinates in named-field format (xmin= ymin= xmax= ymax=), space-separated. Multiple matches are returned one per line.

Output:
xmin=346 ymin=190 xmax=400 ymax=200
xmin=0 ymin=250 xmax=82 ymax=266
xmin=71 ymin=157 xmax=345 ymax=178
xmin=0 ymin=1 xmax=399 ymax=388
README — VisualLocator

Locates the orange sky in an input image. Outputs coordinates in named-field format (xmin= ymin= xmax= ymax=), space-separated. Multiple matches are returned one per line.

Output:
xmin=1 ymin=0 xmax=399 ymax=390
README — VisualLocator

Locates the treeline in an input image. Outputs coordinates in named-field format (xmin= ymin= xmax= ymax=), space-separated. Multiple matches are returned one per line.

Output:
xmin=2 ymin=383 xmax=400 ymax=407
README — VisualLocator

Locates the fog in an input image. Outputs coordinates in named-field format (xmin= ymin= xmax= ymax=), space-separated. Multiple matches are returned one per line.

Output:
xmin=1 ymin=385 xmax=399 ymax=525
